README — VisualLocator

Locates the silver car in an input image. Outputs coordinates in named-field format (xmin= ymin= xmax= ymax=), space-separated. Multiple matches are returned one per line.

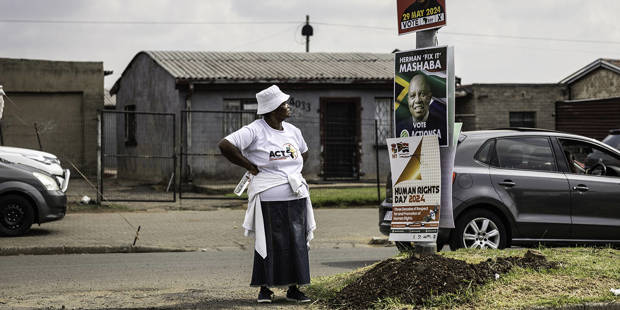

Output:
xmin=379 ymin=129 xmax=620 ymax=250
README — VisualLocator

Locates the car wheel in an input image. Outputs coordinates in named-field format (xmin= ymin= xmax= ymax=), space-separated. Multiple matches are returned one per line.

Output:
xmin=452 ymin=209 xmax=507 ymax=249
xmin=0 ymin=195 xmax=35 ymax=236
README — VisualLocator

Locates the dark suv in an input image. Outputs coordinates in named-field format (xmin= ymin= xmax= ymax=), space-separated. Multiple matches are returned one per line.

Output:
xmin=0 ymin=159 xmax=67 ymax=236
xmin=379 ymin=129 xmax=620 ymax=250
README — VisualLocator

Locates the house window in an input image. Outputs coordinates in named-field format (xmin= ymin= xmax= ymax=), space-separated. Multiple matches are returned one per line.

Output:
xmin=124 ymin=105 xmax=137 ymax=146
xmin=374 ymin=97 xmax=393 ymax=146
xmin=223 ymin=99 xmax=258 ymax=135
xmin=509 ymin=112 xmax=536 ymax=128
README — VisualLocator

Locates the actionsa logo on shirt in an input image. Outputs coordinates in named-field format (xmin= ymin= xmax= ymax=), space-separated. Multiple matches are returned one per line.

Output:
xmin=269 ymin=143 xmax=298 ymax=160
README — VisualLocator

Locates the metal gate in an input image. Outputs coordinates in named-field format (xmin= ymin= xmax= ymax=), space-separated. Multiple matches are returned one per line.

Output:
xmin=99 ymin=110 xmax=176 ymax=202
xmin=180 ymin=110 xmax=258 ymax=199
xmin=320 ymin=98 xmax=361 ymax=180
xmin=556 ymin=98 xmax=620 ymax=141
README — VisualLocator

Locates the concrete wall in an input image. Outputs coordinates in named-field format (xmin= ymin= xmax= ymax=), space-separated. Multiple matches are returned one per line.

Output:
xmin=458 ymin=84 xmax=566 ymax=131
xmin=113 ymin=53 xmax=179 ymax=182
xmin=0 ymin=58 xmax=103 ymax=176
xmin=569 ymin=68 xmax=620 ymax=100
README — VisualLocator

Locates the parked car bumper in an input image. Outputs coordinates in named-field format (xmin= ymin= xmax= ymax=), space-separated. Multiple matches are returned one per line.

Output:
xmin=38 ymin=190 xmax=66 ymax=223
xmin=378 ymin=199 xmax=392 ymax=235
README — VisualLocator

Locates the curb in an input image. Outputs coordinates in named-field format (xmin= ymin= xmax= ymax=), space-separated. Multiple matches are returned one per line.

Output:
xmin=0 ymin=245 xmax=197 ymax=256
xmin=0 ymin=240 xmax=395 ymax=256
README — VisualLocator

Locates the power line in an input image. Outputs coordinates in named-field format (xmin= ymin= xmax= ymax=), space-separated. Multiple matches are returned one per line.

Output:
xmin=0 ymin=18 xmax=299 ymax=25
xmin=312 ymin=22 xmax=392 ymax=31
xmin=2 ymin=18 xmax=620 ymax=45
xmin=315 ymin=22 xmax=620 ymax=45
xmin=441 ymin=31 xmax=620 ymax=45
xmin=229 ymin=25 xmax=297 ymax=50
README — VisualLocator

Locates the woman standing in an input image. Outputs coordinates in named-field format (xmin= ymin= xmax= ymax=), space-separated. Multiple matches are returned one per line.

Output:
xmin=218 ymin=85 xmax=315 ymax=303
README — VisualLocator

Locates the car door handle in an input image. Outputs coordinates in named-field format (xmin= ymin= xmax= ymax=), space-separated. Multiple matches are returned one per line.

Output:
xmin=572 ymin=184 xmax=589 ymax=192
xmin=498 ymin=180 xmax=516 ymax=187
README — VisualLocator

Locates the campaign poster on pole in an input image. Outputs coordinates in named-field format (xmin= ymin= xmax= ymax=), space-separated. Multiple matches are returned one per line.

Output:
xmin=386 ymin=135 xmax=441 ymax=242
xmin=393 ymin=46 xmax=450 ymax=147
xmin=396 ymin=0 xmax=446 ymax=35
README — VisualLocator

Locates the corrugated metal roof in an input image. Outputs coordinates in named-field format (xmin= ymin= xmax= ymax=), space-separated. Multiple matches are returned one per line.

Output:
xmin=144 ymin=51 xmax=394 ymax=82
xmin=560 ymin=58 xmax=620 ymax=85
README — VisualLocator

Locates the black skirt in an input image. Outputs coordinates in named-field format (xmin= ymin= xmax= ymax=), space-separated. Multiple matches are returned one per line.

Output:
xmin=250 ymin=198 xmax=310 ymax=287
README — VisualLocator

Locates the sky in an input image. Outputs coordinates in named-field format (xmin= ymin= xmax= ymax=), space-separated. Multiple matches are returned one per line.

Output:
xmin=1 ymin=0 xmax=619 ymax=89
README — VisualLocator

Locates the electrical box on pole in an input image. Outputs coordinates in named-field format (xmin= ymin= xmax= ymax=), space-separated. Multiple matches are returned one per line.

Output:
xmin=301 ymin=15 xmax=313 ymax=52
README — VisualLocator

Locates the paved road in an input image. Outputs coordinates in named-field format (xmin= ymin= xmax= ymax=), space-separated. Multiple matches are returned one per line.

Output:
xmin=0 ymin=208 xmax=384 ymax=253
xmin=0 ymin=247 xmax=397 ymax=309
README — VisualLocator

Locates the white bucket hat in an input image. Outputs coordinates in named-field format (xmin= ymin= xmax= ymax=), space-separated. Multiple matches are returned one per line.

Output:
xmin=256 ymin=85 xmax=290 ymax=115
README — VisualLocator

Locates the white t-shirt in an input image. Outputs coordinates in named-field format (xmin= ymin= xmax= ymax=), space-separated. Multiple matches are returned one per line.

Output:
xmin=225 ymin=119 xmax=309 ymax=201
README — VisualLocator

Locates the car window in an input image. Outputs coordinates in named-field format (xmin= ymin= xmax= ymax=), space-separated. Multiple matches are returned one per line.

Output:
xmin=474 ymin=139 xmax=494 ymax=165
xmin=495 ymin=137 xmax=557 ymax=171
xmin=559 ymin=138 xmax=620 ymax=177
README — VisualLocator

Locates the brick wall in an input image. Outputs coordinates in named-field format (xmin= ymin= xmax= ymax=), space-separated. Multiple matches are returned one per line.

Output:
xmin=464 ymin=84 xmax=567 ymax=130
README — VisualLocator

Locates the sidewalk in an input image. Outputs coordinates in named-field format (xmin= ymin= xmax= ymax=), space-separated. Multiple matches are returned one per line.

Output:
xmin=0 ymin=208 xmax=389 ymax=255
xmin=65 ymin=178 xmax=385 ymax=211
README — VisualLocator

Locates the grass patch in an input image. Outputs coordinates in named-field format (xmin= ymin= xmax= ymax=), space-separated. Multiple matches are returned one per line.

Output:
xmin=67 ymin=202 xmax=131 ymax=213
xmin=308 ymin=247 xmax=620 ymax=309
xmin=224 ymin=186 xmax=386 ymax=208
xmin=310 ymin=187 xmax=385 ymax=208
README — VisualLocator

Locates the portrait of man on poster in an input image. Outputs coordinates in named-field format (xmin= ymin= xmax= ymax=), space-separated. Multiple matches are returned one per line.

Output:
xmin=395 ymin=73 xmax=447 ymax=146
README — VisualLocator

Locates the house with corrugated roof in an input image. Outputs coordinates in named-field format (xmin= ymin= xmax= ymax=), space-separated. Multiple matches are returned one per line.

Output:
xmin=556 ymin=58 xmax=620 ymax=140
xmin=455 ymin=58 xmax=620 ymax=140
xmin=110 ymin=51 xmax=394 ymax=182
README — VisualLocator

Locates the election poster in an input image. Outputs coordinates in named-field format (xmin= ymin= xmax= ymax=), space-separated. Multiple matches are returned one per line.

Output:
xmin=386 ymin=135 xmax=441 ymax=242
xmin=396 ymin=0 xmax=446 ymax=35
xmin=393 ymin=46 xmax=450 ymax=147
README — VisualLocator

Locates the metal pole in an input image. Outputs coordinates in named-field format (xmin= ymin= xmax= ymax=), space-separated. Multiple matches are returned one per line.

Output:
xmin=305 ymin=15 xmax=310 ymax=52
xmin=416 ymin=30 xmax=438 ymax=48
xmin=375 ymin=119 xmax=381 ymax=203
xmin=415 ymin=29 xmax=439 ymax=255
xmin=172 ymin=114 xmax=177 ymax=202
xmin=97 ymin=111 xmax=102 ymax=204
xmin=179 ymin=111 xmax=184 ymax=200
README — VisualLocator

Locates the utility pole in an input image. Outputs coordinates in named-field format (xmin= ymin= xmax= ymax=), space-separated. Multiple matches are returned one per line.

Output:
xmin=302 ymin=15 xmax=313 ymax=52
xmin=416 ymin=29 xmax=438 ymax=49
xmin=414 ymin=28 xmax=439 ymax=256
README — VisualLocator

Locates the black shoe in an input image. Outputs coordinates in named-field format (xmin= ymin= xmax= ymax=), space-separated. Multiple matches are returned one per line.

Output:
xmin=286 ymin=286 xmax=311 ymax=303
xmin=257 ymin=287 xmax=274 ymax=303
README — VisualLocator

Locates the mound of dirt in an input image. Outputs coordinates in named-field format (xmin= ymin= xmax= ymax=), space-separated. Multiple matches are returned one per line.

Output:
xmin=330 ymin=250 xmax=559 ymax=309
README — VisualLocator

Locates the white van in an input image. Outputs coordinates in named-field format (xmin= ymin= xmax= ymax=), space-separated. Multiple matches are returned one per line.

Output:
xmin=0 ymin=146 xmax=70 ymax=192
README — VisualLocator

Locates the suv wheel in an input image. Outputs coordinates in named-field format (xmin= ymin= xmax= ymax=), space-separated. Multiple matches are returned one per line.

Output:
xmin=0 ymin=195 xmax=35 ymax=236
xmin=452 ymin=209 xmax=507 ymax=249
